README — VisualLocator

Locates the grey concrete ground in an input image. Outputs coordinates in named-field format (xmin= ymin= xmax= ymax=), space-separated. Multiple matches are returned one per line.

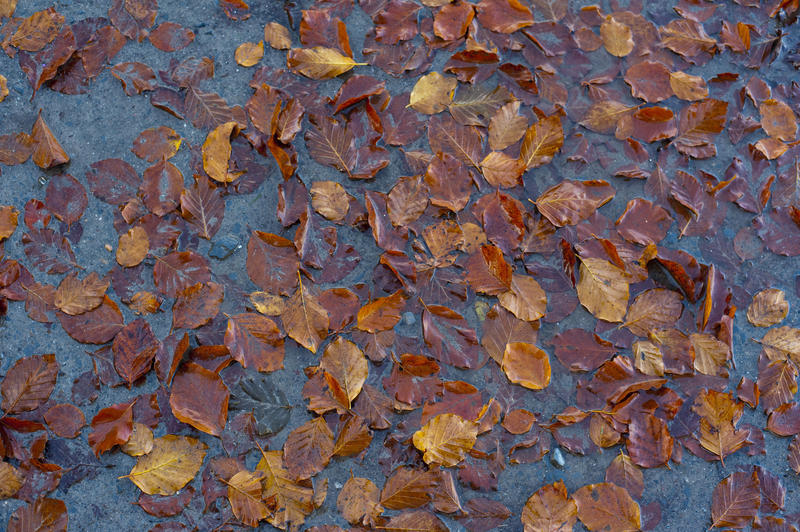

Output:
xmin=1 ymin=0 xmax=800 ymax=530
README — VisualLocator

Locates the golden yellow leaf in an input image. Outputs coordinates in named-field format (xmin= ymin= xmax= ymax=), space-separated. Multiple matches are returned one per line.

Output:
xmin=130 ymin=291 xmax=161 ymax=315
xmin=600 ymin=16 xmax=634 ymax=57
xmin=121 ymin=422 xmax=154 ymax=457
xmin=498 ymin=274 xmax=547 ymax=322
xmin=0 ymin=461 xmax=22 ymax=499
xmin=310 ymin=180 xmax=349 ymax=221
xmin=747 ymin=288 xmax=788 ymax=327
xmin=287 ymin=47 xmax=364 ymax=80
xmin=319 ymin=337 xmax=368 ymax=408
xmin=480 ymin=151 xmax=524 ymax=188
xmin=669 ymin=71 xmax=709 ymax=101
xmin=760 ymin=326 xmax=800 ymax=362
xmin=235 ymin=41 xmax=264 ymax=67
xmin=120 ymin=434 xmax=207 ymax=495
xmin=265 ymin=22 xmax=291 ymax=49
xmin=282 ymin=279 xmax=329 ymax=353
xmin=0 ymin=0 xmax=16 ymax=18
xmin=0 ymin=74 xmax=7 ymax=102
xmin=760 ymin=98 xmax=797 ymax=141
xmin=691 ymin=333 xmax=730 ymax=377
xmin=412 ymin=413 xmax=478 ymax=467
xmin=576 ymin=258 xmax=630 ymax=323
xmin=31 ymin=111 xmax=69 ymax=169
xmin=0 ymin=205 xmax=19 ymax=240
xmin=250 ymin=291 xmax=285 ymax=316
xmin=503 ymin=342 xmax=551 ymax=390
xmin=227 ymin=470 xmax=271 ymax=527
xmin=203 ymin=121 xmax=242 ymax=183
xmin=632 ymin=340 xmax=664 ymax=376
xmin=409 ymin=72 xmax=458 ymax=115
xmin=257 ymin=449 xmax=315 ymax=530
xmin=116 ymin=226 xmax=149 ymax=267
xmin=573 ymin=483 xmax=640 ymax=531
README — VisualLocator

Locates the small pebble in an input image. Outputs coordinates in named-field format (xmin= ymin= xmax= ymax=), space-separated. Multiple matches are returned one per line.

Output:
xmin=550 ymin=447 xmax=565 ymax=468
xmin=403 ymin=311 xmax=415 ymax=326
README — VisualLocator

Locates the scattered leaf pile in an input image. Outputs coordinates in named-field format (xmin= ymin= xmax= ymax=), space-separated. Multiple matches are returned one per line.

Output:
xmin=1 ymin=0 xmax=800 ymax=530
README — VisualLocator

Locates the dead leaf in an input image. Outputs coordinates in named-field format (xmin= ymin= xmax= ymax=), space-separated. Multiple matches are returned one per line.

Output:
xmin=576 ymin=258 xmax=630 ymax=322
xmin=203 ymin=121 xmax=241 ymax=183
xmin=573 ymin=482 xmax=640 ymax=531
xmin=521 ymin=480 xmax=577 ymax=531
xmin=235 ymin=41 xmax=264 ymax=67
xmin=282 ymin=279 xmax=329 ymax=353
xmin=747 ymin=288 xmax=788 ymax=327
xmin=600 ymin=16 xmax=634 ymax=57
xmin=265 ymin=22 xmax=291 ymax=49
xmin=287 ymin=46 xmax=364 ymax=80
xmin=502 ymin=342 xmax=551 ymax=390
xmin=412 ymin=413 xmax=478 ymax=467
xmin=31 ymin=111 xmax=69 ymax=169
xmin=227 ymin=470 xmax=271 ymax=527
xmin=121 ymin=434 xmax=207 ymax=495
xmin=170 ymin=362 xmax=229 ymax=436
xmin=520 ymin=114 xmax=563 ymax=169
xmin=117 ymin=226 xmax=149 ymax=267
xmin=409 ymin=72 xmax=457 ymax=114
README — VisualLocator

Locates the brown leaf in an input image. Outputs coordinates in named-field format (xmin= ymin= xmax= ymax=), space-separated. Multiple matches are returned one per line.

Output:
xmin=413 ymin=413 xmax=478 ymax=467
xmin=669 ymin=71 xmax=709 ymax=101
xmin=153 ymin=250 xmax=211 ymax=297
xmin=357 ymin=290 xmax=406 ymax=333
xmin=691 ymin=332 xmax=730 ymax=377
xmin=141 ymin=159 xmax=183 ymax=216
xmin=536 ymin=180 xmax=615 ymax=227
xmin=520 ymin=114 xmax=563 ymax=169
xmin=88 ymin=398 xmax=135 ymax=456
xmin=605 ymin=452 xmax=644 ymax=500
xmin=710 ymin=470 xmax=760 ymax=529
xmin=282 ymin=280 xmax=329 ymax=353
xmin=320 ymin=337 xmax=368 ymax=408
xmin=246 ymin=231 xmax=299 ymax=296
xmin=54 ymin=272 xmax=108 ymax=315
xmin=0 ymin=462 xmax=23 ymax=499
xmin=117 ymin=226 xmax=149 ymax=267
xmin=502 ymin=342 xmax=551 ymax=390
xmin=615 ymin=198 xmax=673 ymax=245
xmin=660 ymin=19 xmax=716 ymax=57
xmin=31 ymin=111 xmax=69 ymax=169
xmin=284 ymin=417 xmax=334 ymax=480
xmin=110 ymin=62 xmax=156 ymax=96
xmin=170 ymin=362 xmax=229 ymax=436
xmin=7 ymin=498 xmax=68 ymax=532
xmin=476 ymin=0 xmax=533 ymax=33
xmin=573 ymin=482 xmax=640 ymax=531
xmin=760 ymin=99 xmax=797 ymax=141
xmin=423 ymin=305 xmax=483 ymax=369
xmin=464 ymin=244 xmax=512 ymax=296
xmin=498 ymin=274 xmax=547 ymax=322
xmin=1 ymin=354 xmax=58 ymax=414
xmin=482 ymin=304 xmax=539 ymax=364
xmin=121 ymin=422 xmax=154 ymax=456
xmin=265 ymin=21 xmax=291 ymax=49
xmin=576 ymin=257 xmax=631 ymax=323
xmin=172 ymin=281 xmax=224 ymax=330
xmin=380 ymin=466 xmax=436 ymax=511
xmin=747 ymin=288 xmax=789 ymax=327
xmin=180 ymin=176 xmax=224 ymax=240
xmin=310 ymin=181 xmax=349 ymax=221
xmin=148 ymin=22 xmax=194 ymax=52
xmin=488 ymin=101 xmax=527 ymax=151
xmin=480 ymin=151 xmax=524 ymax=188
xmin=10 ymin=7 xmax=63 ymax=51
xmin=227 ymin=470 xmax=271 ymax=527
xmin=622 ymin=288 xmax=683 ymax=336
xmin=0 ymin=205 xmax=19 ymax=241
xmin=337 ymin=476 xmax=382 ymax=525
xmin=224 ymin=313 xmax=284 ymax=372
xmin=626 ymin=414 xmax=673 ymax=468
xmin=58 ymin=295 xmax=124 ymax=344
xmin=44 ymin=403 xmax=85 ymax=439
xmin=521 ymin=480 xmax=577 ymax=531
xmin=113 ymin=318 xmax=159 ymax=385
xmin=257 ymin=450 xmax=315 ymax=530
xmin=425 ymin=151 xmax=473 ymax=212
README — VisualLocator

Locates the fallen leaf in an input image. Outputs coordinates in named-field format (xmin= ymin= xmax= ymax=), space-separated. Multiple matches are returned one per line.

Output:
xmin=319 ymin=337 xmax=368 ymax=408
xmin=573 ymin=482 xmax=640 ymax=531
xmin=282 ymin=279 xmax=329 ymax=353
xmin=287 ymin=46 xmax=364 ymax=80
xmin=412 ymin=413 xmax=478 ymax=467
xmin=284 ymin=417 xmax=335 ymax=480
xmin=337 ymin=476 xmax=382 ymax=525
xmin=521 ymin=480 xmax=577 ymax=531
xmin=536 ymin=180 xmax=615 ymax=227
xmin=600 ymin=16 xmax=634 ymax=57
xmin=409 ymin=72 xmax=457 ymax=114
xmin=121 ymin=434 xmax=207 ymax=495
xmin=235 ymin=40 xmax=264 ymax=67
xmin=710 ymin=470 xmax=760 ymax=529
xmin=747 ymin=288 xmax=789 ymax=327
xmin=117 ymin=226 xmax=149 ymax=267
xmin=227 ymin=470 xmax=271 ymax=527
xmin=576 ymin=257 xmax=630 ymax=322
xmin=520 ymin=114 xmax=563 ymax=169
xmin=31 ymin=111 xmax=69 ymax=169
xmin=502 ymin=342 xmax=551 ymax=390
xmin=54 ymin=272 xmax=108 ymax=315
xmin=203 ymin=121 xmax=241 ymax=183
xmin=170 ymin=362 xmax=229 ymax=436
xmin=265 ymin=22 xmax=291 ymax=49
xmin=1 ymin=353 xmax=58 ymax=414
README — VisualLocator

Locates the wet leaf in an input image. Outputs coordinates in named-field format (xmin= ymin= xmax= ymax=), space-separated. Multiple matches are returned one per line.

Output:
xmin=520 ymin=114 xmax=563 ymax=170
xmin=122 ymin=434 xmax=207 ymax=495
xmin=54 ymin=272 xmax=108 ymax=316
xmin=172 ymin=281 xmax=224 ymax=330
xmin=31 ymin=111 xmax=69 ymax=169
xmin=605 ymin=453 xmax=644 ymax=500
xmin=536 ymin=180 xmax=615 ymax=227
xmin=282 ymin=280 xmax=329 ymax=353
xmin=113 ymin=318 xmax=159 ymax=385
xmin=88 ymin=399 xmax=135 ymax=456
xmin=380 ymin=466 xmax=436 ymax=510
xmin=600 ymin=16 xmax=634 ymax=57
xmin=148 ymin=22 xmax=194 ymax=52
xmin=320 ymin=337 xmax=368 ymax=408
xmin=10 ymin=7 xmax=64 ymax=51
xmin=691 ymin=333 xmax=730 ymax=377
xmin=357 ymin=290 xmax=406 ymax=333
xmin=622 ymin=288 xmax=683 ymax=336
xmin=203 ymin=121 xmax=241 ymax=183
xmin=710 ymin=470 xmax=759 ymax=529
xmin=337 ymin=476 xmax=382 ymax=525
xmin=170 ymin=362 xmax=229 ymax=436
xmin=229 ymin=376 xmax=291 ymax=436
xmin=265 ymin=21 xmax=291 ymax=50
xmin=227 ymin=470 xmax=271 ymax=527
xmin=488 ymin=101 xmax=527 ymax=151
xmin=121 ymin=422 xmax=154 ymax=456
xmin=1 ymin=354 xmax=58 ymax=414
xmin=498 ymin=274 xmax=547 ymax=322
xmin=0 ymin=461 xmax=23 ymax=499
xmin=117 ymin=226 xmax=149 ymax=267
xmin=669 ymin=71 xmax=709 ymax=101
xmin=256 ymin=449 xmax=315 ymax=530
xmin=283 ymin=417 xmax=334 ymax=480
xmin=7 ymin=498 xmax=68 ymax=532
xmin=225 ymin=313 xmax=284 ymax=373
xmin=760 ymin=99 xmax=797 ymax=141
xmin=476 ymin=0 xmax=533 ymax=33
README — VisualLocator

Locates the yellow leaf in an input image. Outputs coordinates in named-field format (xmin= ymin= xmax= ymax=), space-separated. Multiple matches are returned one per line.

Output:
xmin=600 ymin=16 xmax=634 ymax=57
xmin=0 ymin=74 xmax=7 ymax=103
xmin=121 ymin=434 xmax=207 ymax=495
xmin=669 ymin=71 xmax=709 ymax=101
xmin=747 ymin=288 xmax=788 ymax=327
xmin=498 ymin=274 xmax=547 ymax=322
xmin=116 ymin=226 xmax=149 ymax=267
xmin=760 ymin=326 xmax=800 ymax=362
xmin=519 ymin=114 xmax=563 ymax=169
xmin=691 ymin=333 xmax=730 ymax=377
xmin=337 ymin=476 xmax=382 ymax=526
xmin=203 ymin=121 xmax=242 ymax=183
xmin=409 ymin=72 xmax=457 ymax=115
xmin=0 ymin=461 xmax=23 ymax=499
xmin=287 ymin=47 xmax=364 ymax=80
xmin=0 ymin=205 xmax=18 ymax=241
xmin=250 ymin=291 xmax=285 ymax=316
xmin=632 ymin=340 xmax=664 ymax=377
xmin=121 ymin=422 xmax=154 ymax=457
xmin=228 ymin=470 xmax=271 ymax=527
xmin=235 ymin=40 xmax=264 ymax=67
xmin=265 ymin=22 xmax=291 ymax=50
xmin=502 ymin=342 xmax=551 ymax=390
xmin=310 ymin=180 xmax=349 ymax=221
xmin=412 ymin=413 xmax=478 ymax=467
xmin=576 ymin=258 xmax=630 ymax=323
xmin=522 ymin=480 xmax=577 ymax=531
xmin=319 ymin=337 xmax=368 ymax=408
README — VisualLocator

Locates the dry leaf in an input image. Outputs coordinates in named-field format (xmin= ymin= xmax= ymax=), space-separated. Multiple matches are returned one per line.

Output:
xmin=521 ymin=480 xmax=577 ymax=531
xmin=287 ymin=47 xmax=364 ymax=80
xmin=747 ymin=288 xmax=788 ymax=327
xmin=116 ymin=226 xmax=149 ymax=267
xmin=600 ymin=16 xmax=634 ymax=57
xmin=121 ymin=422 xmax=154 ymax=456
xmin=202 ymin=121 xmax=241 ymax=183
xmin=319 ymin=337 xmax=368 ymax=408
xmin=488 ymin=101 xmax=527 ymax=151
xmin=669 ymin=71 xmax=709 ymax=101
xmin=412 ymin=413 xmax=478 ymax=467
xmin=573 ymin=482 xmax=641 ymax=531
xmin=576 ymin=258 xmax=630 ymax=323
xmin=409 ymin=72 xmax=457 ymax=114
xmin=0 ymin=205 xmax=19 ymax=240
xmin=235 ymin=41 xmax=264 ymax=67
xmin=310 ymin=181 xmax=349 ymax=221
xmin=31 ymin=111 xmax=69 ymax=169
xmin=283 ymin=280 xmax=329 ymax=353
xmin=227 ymin=470 xmax=271 ymax=527
xmin=265 ymin=22 xmax=291 ymax=49
xmin=520 ymin=114 xmax=563 ymax=169
xmin=121 ymin=434 xmax=207 ymax=495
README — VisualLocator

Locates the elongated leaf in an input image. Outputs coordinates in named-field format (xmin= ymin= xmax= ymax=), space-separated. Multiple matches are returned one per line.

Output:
xmin=287 ymin=46 xmax=364 ymax=80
